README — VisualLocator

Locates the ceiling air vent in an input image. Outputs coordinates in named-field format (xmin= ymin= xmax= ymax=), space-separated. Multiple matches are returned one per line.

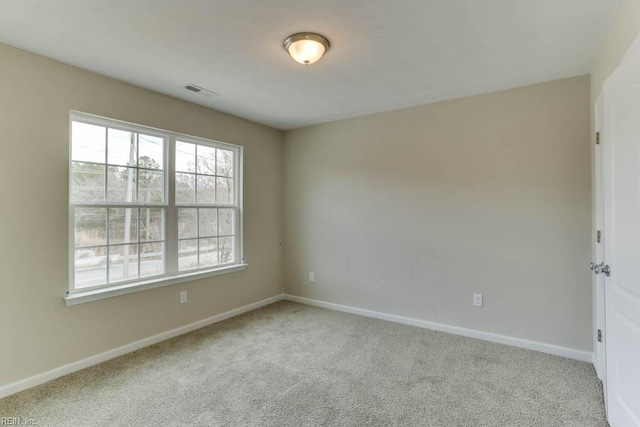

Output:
xmin=183 ymin=84 xmax=218 ymax=98
xmin=185 ymin=85 xmax=201 ymax=93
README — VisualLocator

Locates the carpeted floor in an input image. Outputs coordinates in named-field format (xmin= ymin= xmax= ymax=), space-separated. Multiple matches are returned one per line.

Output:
xmin=1 ymin=301 xmax=606 ymax=426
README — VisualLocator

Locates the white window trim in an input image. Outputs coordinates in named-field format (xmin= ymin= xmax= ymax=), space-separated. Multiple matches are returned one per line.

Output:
xmin=64 ymin=264 xmax=248 ymax=306
xmin=67 ymin=111 xmax=245 ymax=305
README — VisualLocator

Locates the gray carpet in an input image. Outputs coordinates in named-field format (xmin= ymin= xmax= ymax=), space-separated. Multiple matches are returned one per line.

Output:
xmin=1 ymin=301 xmax=606 ymax=426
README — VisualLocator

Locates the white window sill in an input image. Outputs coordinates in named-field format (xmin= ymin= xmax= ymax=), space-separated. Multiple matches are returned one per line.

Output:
xmin=64 ymin=264 xmax=248 ymax=306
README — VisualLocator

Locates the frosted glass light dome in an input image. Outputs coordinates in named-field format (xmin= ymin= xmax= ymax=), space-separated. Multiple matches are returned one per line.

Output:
xmin=283 ymin=33 xmax=330 ymax=65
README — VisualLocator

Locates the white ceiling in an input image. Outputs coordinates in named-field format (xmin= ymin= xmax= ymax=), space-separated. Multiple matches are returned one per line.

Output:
xmin=0 ymin=0 xmax=622 ymax=130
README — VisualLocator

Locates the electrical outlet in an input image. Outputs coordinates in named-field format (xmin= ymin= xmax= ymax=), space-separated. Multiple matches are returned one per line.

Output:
xmin=180 ymin=291 xmax=188 ymax=304
xmin=473 ymin=293 xmax=483 ymax=307
xmin=309 ymin=272 xmax=315 ymax=282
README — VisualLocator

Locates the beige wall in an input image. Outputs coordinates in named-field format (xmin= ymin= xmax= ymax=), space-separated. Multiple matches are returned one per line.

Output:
xmin=284 ymin=76 xmax=592 ymax=351
xmin=0 ymin=43 xmax=283 ymax=387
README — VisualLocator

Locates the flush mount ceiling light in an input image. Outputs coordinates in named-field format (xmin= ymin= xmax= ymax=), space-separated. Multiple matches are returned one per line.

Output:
xmin=283 ymin=32 xmax=330 ymax=65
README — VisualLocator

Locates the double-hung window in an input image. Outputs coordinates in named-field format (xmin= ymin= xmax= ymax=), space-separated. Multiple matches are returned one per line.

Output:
xmin=68 ymin=112 xmax=243 ymax=300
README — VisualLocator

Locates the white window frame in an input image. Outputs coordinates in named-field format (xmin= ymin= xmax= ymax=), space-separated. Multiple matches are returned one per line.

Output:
xmin=66 ymin=111 xmax=245 ymax=305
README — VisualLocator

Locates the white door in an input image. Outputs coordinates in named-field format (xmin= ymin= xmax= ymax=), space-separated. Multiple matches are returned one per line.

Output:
xmin=602 ymin=33 xmax=640 ymax=427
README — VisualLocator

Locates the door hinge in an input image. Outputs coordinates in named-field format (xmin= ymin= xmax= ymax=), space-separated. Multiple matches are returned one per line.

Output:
xmin=597 ymin=230 xmax=601 ymax=243
xmin=597 ymin=329 xmax=602 ymax=343
xmin=596 ymin=132 xmax=600 ymax=145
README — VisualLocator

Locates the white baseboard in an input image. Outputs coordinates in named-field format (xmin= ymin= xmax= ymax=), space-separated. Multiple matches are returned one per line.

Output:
xmin=0 ymin=294 xmax=284 ymax=399
xmin=2 ymin=293 xmax=594 ymax=399
xmin=283 ymin=294 xmax=593 ymax=363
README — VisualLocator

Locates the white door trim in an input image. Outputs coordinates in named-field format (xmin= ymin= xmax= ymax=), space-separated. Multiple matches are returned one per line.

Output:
xmin=593 ymin=92 xmax=606 ymax=383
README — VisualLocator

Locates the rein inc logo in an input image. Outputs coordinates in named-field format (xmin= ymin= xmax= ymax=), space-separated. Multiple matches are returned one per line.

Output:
xmin=1 ymin=418 xmax=37 ymax=426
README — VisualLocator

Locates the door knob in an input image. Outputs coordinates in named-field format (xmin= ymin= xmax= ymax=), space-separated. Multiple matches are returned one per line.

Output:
xmin=592 ymin=262 xmax=612 ymax=277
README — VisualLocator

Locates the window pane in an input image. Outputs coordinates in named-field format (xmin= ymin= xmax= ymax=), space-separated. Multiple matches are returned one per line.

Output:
xmin=140 ymin=208 xmax=164 ymax=242
xmin=178 ymin=239 xmax=198 ymax=271
xmin=197 ymin=144 xmax=216 ymax=175
xmin=197 ymin=175 xmax=216 ymax=204
xmin=216 ymin=149 xmax=234 ymax=177
xmin=107 ymin=166 xmax=137 ymax=202
xmin=219 ymin=208 xmax=234 ymax=236
xmin=138 ymin=169 xmax=164 ymax=203
xmin=71 ymin=162 xmax=105 ymax=203
xmin=72 ymin=122 xmax=105 ymax=164
xmin=199 ymin=238 xmax=218 ymax=268
xmin=176 ymin=173 xmax=195 ymax=204
xmin=176 ymin=141 xmax=195 ymax=172
xmin=216 ymin=177 xmax=233 ymax=204
xmin=107 ymin=129 xmax=137 ymax=167
xmin=71 ymin=116 xmax=242 ymax=291
xmin=108 ymin=208 xmax=138 ymax=245
xmin=199 ymin=208 xmax=218 ymax=238
xmin=109 ymin=244 xmax=139 ymax=282
xmin=74 ymin=208 xmax=107 ymax=247
xmin=178 ymin=208 xmax=197 ymax=239
xmin=219 ymin=236 xmax=234 ymax=264
xmin=75 ymin=247 xmax=107 ymax=288
xmin=140 ymin=242 xmax=164 ymax=278
xmin=138 ymin=134 xmax=164 ymax=170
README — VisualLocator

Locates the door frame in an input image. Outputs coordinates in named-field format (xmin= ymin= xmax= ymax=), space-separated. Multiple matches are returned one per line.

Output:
xmin=593 ymin=93 xmax=606 ymax=387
